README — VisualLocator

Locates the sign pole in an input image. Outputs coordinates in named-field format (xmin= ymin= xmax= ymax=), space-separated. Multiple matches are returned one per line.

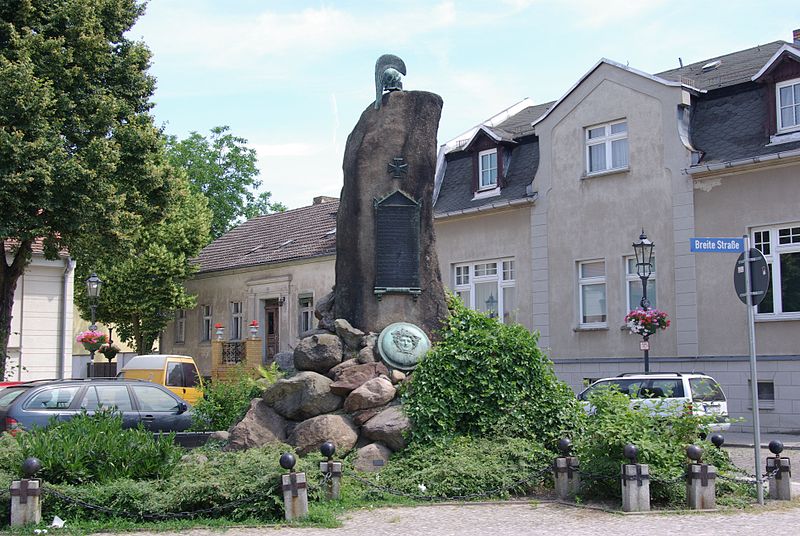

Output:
xmin=743 ymin=234 xmax=764 ymax=505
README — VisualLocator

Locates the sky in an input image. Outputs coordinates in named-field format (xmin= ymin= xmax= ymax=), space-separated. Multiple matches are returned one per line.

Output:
xmin=131 ymin=1 xmax=797 ymax=210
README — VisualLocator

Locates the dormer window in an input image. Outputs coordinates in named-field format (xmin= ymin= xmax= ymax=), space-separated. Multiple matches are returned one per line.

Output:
xmin=777 ymin=78 xmax=800 ymax=132
xmin=478 ymin=149 xmax=498 ymax=189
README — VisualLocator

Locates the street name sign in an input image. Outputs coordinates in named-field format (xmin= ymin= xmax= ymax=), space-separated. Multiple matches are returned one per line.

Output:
xmin=689 ymin=237 xmax=744 ymax=253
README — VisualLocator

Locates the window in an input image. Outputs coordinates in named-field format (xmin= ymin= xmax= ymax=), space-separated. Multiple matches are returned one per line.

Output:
xmin=201 ymin=305 xmax=212 ymax=342
xmin=230 ymin=301 xmax=243 ymax=340
xmin=166 ymin=362 xmax=200 ymax=388
xmin=80 ymin=385 xmax=133 ymax=411
xmin=25 ymin=387 xmax=80 ymax=410
xmin=452 ymin=258 xmax=516 ymax=323
xmin=478 ymin=149 xmax=498 ymax=189
xmin=752 ymin=224 xmax=800 ymax=317
xmin=131 ymin=385 xmax=180 ymax=412
xmin=625 ymin=256 xmax=657 ymax=312
xmin=579 ymin=260 xmax=606 ymax=325
xmin=299 ymin=294 xmax=315 ymax=333
xmin=174 ymin=310 xmax=186 ymax=344
xmin=777 ymin=79 xmax=800 ymax=132
xmin=586 ymin=120 xmax=628 ymax=174
xmin=748 ymin=380 xmax=775 ymax=409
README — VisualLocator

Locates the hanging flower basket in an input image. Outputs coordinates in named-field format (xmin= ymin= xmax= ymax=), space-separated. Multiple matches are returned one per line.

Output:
xmin=624 ymin=309 xmax=670 ymax=337
xmin=76 ymin=330 xmax=108 ymax=353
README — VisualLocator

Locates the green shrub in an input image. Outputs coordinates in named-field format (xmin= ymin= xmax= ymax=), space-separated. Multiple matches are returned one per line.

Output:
xmin=404 ymin=295 xmax=582 ymax=445
xmin=13 ymin=409 xmax=183 ymax=484
xmin=191 ymin=364 xmax=274 ymax=431
xmin=365 ymin=436 xmax=553 ymax=499
xmin=575 ymin=387 xmax=743 ymax=505
xmin=39 ymin=443 xmax=322 ymax=523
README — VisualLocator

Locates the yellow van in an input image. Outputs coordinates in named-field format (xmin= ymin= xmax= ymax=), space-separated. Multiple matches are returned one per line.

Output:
xmin=119 ymin=354 xmax=203 ymax=405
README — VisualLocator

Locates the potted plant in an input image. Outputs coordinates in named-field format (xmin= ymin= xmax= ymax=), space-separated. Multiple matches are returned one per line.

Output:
xmin=248 ymin=319 xmax=259 ymax=339
xmin=624 ymin=308 xmax=670 ymax=336
xmin=99 ymin=343 xmax=121 ymax=362
xmin=214 ymin=322 xmax=224 ymax=341
xmin=76 ymin=330 xmax=108 ymax=353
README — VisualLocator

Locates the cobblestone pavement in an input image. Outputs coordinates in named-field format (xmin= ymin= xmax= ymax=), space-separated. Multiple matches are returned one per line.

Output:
xmin=91 ymin=501 xmax=800 ymax=536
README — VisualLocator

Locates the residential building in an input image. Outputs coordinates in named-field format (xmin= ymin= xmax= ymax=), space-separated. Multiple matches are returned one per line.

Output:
xmin=3 ymin=240 xmax=75 ymax=380
xmin=159 ymin=197 xmax=338 ymax=376
xmin=434 ymin=33 xmax=800 ymax=432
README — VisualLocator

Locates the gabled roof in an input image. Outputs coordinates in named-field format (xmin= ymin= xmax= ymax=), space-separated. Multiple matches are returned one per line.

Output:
xmin=752 ymin=43 xmax=800 ymax=81
xmin=657 ymin=40 xmax=796 ymax=90
xmin=532 ymin=58 xmax=688 ymax=128
xmin=195 ymin=200 xmax=338 ymax=274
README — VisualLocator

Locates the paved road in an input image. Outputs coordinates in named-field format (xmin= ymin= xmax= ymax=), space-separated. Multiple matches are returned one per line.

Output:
xmin=91 ymin=501 xmax=800 ymax=536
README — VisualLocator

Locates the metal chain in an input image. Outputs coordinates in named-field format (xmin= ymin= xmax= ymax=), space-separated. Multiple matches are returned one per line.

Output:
xmin=345 ymin=465 xmax=552 ymax=502
xmin=567 ymin=466 xmax=616 ymax=484
xmin=41 ymin=484 xmax=275 ymax=521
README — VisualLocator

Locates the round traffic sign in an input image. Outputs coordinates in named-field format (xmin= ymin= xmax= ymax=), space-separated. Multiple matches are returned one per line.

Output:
xmin=733 ymin=248 xmax=770 ymax=306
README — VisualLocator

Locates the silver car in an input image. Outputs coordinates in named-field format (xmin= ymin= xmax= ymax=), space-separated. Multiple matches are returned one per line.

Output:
xmin=0 ymin=378 xmax=192 ymax=433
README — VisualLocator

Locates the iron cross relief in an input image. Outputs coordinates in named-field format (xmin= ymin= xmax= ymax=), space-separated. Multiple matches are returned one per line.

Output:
xmin=387 ymin=157 xmax=408 ymax=179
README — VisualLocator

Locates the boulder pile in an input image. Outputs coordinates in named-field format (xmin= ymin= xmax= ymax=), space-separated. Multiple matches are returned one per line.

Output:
xmin=225 ymin=314 xmax=410 ymax=472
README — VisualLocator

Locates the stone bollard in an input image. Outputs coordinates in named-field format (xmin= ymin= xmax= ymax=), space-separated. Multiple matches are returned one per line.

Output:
xmin=685 ymin=445 xmax=716 ymax=510
xmin=319 ymin=441 xmax=343 ymax=500
xmin=766 ymin=440 xmax=791 ymax=501
xmin=9 ymin=479 xmax=42 ymax=526
xmin=553 ymin=438 xmax=580 ymax=500
xmin=10 ymin=457 xmax=43 ymax=527
xmin=279 ymin=453 xmax=308 ymax=521
xmin=620 ymin=444 xmax=650 ymax=512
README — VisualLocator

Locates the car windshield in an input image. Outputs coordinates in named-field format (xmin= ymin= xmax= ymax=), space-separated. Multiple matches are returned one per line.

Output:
xmin=689 ymin=378 xmax=726 ymax=402
xmin=0 ymin=387 xmax=28 ymax=407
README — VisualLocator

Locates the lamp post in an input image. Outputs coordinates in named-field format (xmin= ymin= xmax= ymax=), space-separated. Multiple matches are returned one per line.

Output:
xmin=85 ymin=273 xmax=103 ymax=377
xmin=485 ymin=293 xmax=498 ymax=318
xmin=632 ymin=230 xmax=654 ymax=372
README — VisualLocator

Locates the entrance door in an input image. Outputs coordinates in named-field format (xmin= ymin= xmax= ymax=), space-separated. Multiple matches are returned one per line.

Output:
xmin=264 ymin=303 xmax=280 ymax=361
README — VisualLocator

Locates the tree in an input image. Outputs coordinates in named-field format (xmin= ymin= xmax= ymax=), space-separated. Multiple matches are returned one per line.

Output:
xmin=0 ymin=0 xmax=176 ymax=377
xmin=74 ymin=173 xmax=211 ymax=354
xmin=166 ymin=126 xmax=286 ymax=241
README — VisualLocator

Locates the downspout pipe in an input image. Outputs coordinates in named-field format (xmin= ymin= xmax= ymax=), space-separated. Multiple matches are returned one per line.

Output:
xmin=58 ymin=257 xmax=75 ymax=379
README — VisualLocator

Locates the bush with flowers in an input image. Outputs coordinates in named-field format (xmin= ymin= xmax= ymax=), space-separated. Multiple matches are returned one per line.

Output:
xmin=624 ymin=308 xmax=670 ymax=336
xmin=76 ymin=330 xmax=109 ymax=352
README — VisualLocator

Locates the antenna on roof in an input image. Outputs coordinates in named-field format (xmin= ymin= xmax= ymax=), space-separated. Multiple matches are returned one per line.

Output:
xmin=679 ymin=57 xmax=683 ymax=68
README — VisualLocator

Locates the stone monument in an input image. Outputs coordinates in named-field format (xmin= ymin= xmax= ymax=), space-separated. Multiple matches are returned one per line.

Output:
xmin=334 ymin=54 xmax=448 ymax=340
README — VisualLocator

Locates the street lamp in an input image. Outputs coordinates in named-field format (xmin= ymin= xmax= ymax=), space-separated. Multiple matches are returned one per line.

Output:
xmin=85 ymin=273 xmax=102 ymax=328
xmin=632 ymin=230 xmax=654 ymax=372
xmin=485 ymin=293 xmax=498 ymax=318
xmin=85 ymin=273 xmax=103 ymax=376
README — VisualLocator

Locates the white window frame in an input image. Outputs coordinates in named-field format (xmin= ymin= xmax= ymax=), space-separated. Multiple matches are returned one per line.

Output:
xmin=298 ymin=293 xmax=315 ymax=333
xmin=452 ymin=258 xmax=515 ymax=323
xmin=201 ymin=304 xmax=212 ymax=342
xmin=752 ymin=223 xmax=800 ymax=319
xmin=174 ymin=309 xmax=186 ymax=344
xmin=776 ymin=78 xmax=800 ymax=133
xmin=585 ymin=120 xmax=628 ymax=175
xmin=478 ymin=148 xmax=498 ymax=190
xmin=230 ymin=301 xmax=243 ymax=340
xmin=625 ymin=256 xmax=657 ymax=313
xmin=578 ymin=260 xmax=607 ymax=327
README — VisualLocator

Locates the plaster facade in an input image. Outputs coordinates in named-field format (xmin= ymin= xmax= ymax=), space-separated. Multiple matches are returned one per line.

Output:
xmin=6 ymin=254 xmax=75 ymax=380
xmin=435 ymin=205 xmax=534 ymax=331
xmin=533 ymin=63 xmax=692 ymax=365
xmin=160 ymin=255 xmax=335 ymax=376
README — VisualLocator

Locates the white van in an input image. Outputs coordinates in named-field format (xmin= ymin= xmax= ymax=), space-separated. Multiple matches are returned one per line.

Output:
xmin=578 ymin=372 xmax=730 ymax=431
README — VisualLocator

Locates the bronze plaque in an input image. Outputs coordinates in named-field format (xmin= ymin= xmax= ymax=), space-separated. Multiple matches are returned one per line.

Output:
xmin=374 ymin=191 xmax=420 ymax=291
